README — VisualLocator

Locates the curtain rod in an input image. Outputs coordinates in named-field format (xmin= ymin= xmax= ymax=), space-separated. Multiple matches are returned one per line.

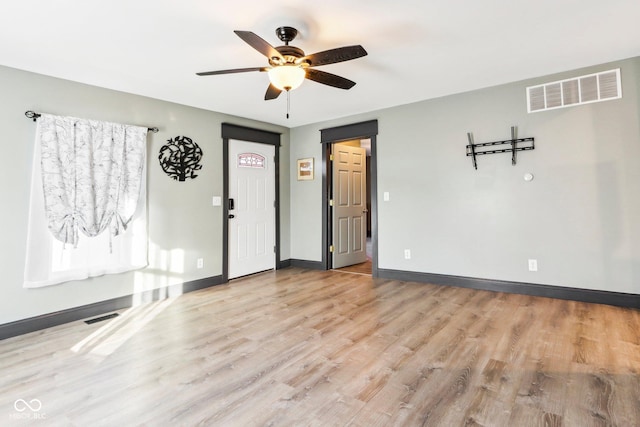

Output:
xmin=24 ymin=110 xmax=159 ymax=133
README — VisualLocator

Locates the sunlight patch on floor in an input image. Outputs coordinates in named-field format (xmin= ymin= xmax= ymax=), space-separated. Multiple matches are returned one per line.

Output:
xmin=70 ymin=297 xmax=176 ymax=358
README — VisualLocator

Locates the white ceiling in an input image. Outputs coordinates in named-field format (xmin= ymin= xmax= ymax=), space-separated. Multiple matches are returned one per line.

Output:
xmin=2 ymin=1 xmax=639 ymax=128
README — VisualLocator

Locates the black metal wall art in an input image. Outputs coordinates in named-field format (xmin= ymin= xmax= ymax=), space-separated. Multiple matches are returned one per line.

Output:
xmin=158 ymin=136 xmax=203 ymax=181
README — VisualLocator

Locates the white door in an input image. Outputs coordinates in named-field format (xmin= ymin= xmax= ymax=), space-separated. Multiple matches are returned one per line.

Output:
xmin=228 ymin=140 xmax=276 ymax=279
xmin=332 ymin=143 xmax=367 ymax=268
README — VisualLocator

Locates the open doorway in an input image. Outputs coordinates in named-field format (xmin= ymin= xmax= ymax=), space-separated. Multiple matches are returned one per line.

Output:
xmin=320 ymin=120 xmax=378 ymax=277
xmin=331 ymin=140 xmax=372 ymax=275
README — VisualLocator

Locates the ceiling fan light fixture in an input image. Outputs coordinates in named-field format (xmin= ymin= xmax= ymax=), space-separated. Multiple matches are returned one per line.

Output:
xmin=268 ymin=65 xmax=305 ymax=91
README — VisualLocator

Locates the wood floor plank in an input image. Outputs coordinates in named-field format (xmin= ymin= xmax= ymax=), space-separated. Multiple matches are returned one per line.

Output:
xmin=1 ymin=267 xmax=639 ymax=425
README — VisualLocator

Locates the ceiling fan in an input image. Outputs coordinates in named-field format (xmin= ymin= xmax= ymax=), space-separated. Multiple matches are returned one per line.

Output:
xmin=196 ymin=26 xmax=367 ymax=101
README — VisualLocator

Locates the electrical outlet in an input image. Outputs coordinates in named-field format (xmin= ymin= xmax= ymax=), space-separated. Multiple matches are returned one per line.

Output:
xmin=404 ymin=249 xmax=411 ymax=259
xmin=197 ymin=258 xmax=204 ymax=269
xmin=528 ymin=259 xmax=537 ymax=271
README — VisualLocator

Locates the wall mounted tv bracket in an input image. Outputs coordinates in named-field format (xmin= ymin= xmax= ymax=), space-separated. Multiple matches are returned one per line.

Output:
xmin=466 ymin=126 xmax=534 ymax=170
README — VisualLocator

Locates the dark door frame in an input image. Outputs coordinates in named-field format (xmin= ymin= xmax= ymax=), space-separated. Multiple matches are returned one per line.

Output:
xmin=320 ymin=120 xmax=379 ymax=277
xmin=221 ymin=123 xmax=282 ymax=282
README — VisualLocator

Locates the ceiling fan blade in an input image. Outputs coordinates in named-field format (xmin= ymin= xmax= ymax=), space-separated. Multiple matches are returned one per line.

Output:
xmin=265 ymin=84 xmax=282 ymax=100
xmin=196 ymin=67 xmax=267 ymax=76
xmin=234 ymin=30 xmax=283 ymax=61
xmin=300 ymin=45 xmax=367 ymax=67
xmin=305 ymin=69 xmax=356 ymax=90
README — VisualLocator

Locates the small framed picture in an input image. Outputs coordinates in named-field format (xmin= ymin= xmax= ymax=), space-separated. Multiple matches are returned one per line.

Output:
xmin=297 ymin=158 xmax=314 ymax=181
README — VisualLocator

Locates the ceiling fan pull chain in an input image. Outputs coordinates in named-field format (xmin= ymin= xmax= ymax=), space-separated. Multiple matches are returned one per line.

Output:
xmin=286 ymin=90 xmax=290 ymax=119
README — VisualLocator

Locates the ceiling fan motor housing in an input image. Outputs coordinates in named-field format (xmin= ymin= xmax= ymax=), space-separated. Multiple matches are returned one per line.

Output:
xmin=270 ymin=45 xmax=306 ymax=66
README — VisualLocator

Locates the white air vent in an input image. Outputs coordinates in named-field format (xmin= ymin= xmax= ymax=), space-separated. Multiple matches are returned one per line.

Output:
xmin=527 ymin=68 xmax=621 ymax=113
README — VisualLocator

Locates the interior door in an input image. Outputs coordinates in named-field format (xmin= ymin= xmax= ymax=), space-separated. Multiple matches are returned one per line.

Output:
xmin=228 ymin=139 xmax=275 ymax=279
xmin=332 ymin=143 xmax=367 ymax=268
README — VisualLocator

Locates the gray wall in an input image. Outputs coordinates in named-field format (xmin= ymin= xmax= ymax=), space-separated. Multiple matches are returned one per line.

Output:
xmin=3 ymin=55 xmax=639 ymax=326
xmin=0 ymin=65 xmax=290 ymax=324
xmin=290 ymin=56 xmax=640 ymax=294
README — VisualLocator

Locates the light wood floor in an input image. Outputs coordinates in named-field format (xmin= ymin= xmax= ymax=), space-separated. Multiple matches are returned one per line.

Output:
xmin=2 ymin=268 xmax=639 ymax=426
xmin=334 ymin=260 xmax=372 ymax=275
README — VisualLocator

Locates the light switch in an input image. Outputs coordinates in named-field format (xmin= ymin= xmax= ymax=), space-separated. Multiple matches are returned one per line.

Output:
xmin=383 ymin=192 xmax=390 ymax=201
xmin=212 ymin=196 xmax=222 ymax=206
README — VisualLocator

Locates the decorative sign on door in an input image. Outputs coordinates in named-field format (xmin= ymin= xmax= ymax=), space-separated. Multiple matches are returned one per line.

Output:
xmin=158 ymin=135 xmax=203 ymax=181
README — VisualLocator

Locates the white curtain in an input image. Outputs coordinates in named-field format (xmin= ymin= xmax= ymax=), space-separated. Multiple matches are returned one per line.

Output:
xmin=24 ymin=114 xmax=148 ymax=288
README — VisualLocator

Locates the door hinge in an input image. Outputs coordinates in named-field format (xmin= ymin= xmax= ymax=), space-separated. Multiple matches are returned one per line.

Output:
xmin=329 ymin=199 xmax=333 ymax=206
xmin=329 ymin=245 xmax=334 ymax=253
xmin=329 ymin=154 xmax=334 ymax=161
xmin=274 ymin=246 xmax=276 ymax=253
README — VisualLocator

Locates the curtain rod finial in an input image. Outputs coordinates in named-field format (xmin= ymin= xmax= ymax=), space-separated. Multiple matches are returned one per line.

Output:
xmin=25 ymin=110 xmax=41 ymax=122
